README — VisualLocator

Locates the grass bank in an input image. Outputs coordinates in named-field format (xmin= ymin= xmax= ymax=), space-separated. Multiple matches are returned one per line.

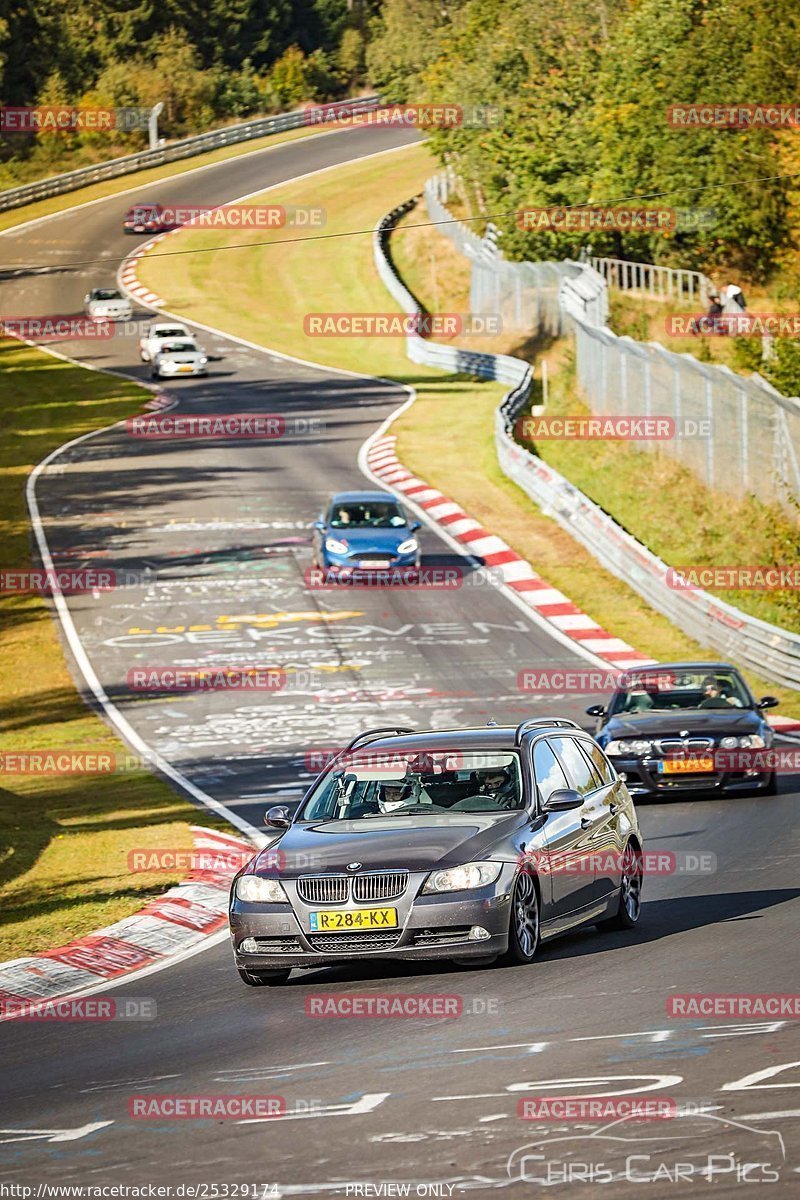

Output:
xmin=0 ymin=341 xmax=231 ymax=960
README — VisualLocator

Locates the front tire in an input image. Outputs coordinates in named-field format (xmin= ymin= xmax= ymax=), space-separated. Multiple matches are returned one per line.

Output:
xmin=237 ymin=967 xmax=291 ymax=987
xmin=597 ymin=843 xmax=642 ymax=931
xmin=502 ymin=870 xmax=540 ymax=965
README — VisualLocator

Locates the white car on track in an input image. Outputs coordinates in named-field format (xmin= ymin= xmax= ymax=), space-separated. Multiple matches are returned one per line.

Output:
xmin=84 ymin=287 xmax=133 ymax=322
xmin=150 ymin=337 xmax=208 ymax=379
xmin=139 ymin=322 xmax=191 ymax=363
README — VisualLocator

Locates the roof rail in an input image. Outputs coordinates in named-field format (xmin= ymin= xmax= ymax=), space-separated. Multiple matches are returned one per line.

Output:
xmin=515 ymin=717 xmax=581 ymax=744
xmin=343 ymin=727 xmax=416 ymax=753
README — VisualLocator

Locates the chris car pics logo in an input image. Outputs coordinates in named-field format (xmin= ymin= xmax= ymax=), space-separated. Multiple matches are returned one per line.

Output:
xmin=505 ymin=1112 xmax=785 ymax=1186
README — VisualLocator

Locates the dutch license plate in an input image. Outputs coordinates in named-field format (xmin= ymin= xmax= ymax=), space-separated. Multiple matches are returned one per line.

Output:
xmin=309 ymin=907 xmax=397 ymax=932
xmin=178 ymin=366 xmax=194 ymax=373
xmin=659 ymin=756 xmax=715 ymax=774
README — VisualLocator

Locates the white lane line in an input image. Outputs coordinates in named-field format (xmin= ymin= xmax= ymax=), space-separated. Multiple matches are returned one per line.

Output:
xmin=0 ymin=1121 xmax=113 ymax=1144
xmin=237 ymin=1092 xmax=390 ymax=1124
xmin=740 ymin=1110 xmax=800 ymax=1121
xmin=453 ymin=1042 xmax=549 ymax=1054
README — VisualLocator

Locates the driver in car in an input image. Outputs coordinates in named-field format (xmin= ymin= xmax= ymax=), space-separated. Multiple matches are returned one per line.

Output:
xmin=470 ymin=767 xmax=517 ymax=807
xmin=455 ymin=768 xmax=520 ymax=806
xmin=699 ymin=676 xmax=739 ymax=709
xmin=378 ymin=780 xmax=413 ymax=813
xmin=378 ymin=777 xmax=436 ymax=812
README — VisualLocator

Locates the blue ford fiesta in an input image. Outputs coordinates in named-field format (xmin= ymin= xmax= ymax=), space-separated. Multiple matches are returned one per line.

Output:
xmin=312 ymin=491 xmax=421 ymax=572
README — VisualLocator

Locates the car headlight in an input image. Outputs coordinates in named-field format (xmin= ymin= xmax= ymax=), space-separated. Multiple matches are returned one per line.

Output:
xmin=325 ymin=537 xmax=348 ymax=554
xmin=422 ymin=862 xmax=503 ymax=894
xmin=199 ymin=356 xmax=207 ymax=364
xmin=235 ymin=875 xmax=287 ymax=903
xmin=606 ymin=739 xmax=652 ymax=757
xmin=719 ymin=734 xmax=765 ymax=749
xmin=396 ymin=537 xmax=418 ymax=554
xmin=606 ymin=739 xmax=631 ymax=755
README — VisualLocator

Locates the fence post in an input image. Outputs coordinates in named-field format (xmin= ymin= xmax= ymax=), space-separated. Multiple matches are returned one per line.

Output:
xmin=643 ymin=351 xmax=651 ymax=417
xmin=705 ymin=376 xmax=714 ymax=488
xmin=739 ymin=388 xmax=749 ymax=494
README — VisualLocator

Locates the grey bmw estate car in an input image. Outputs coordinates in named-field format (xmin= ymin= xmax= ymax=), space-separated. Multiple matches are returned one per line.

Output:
xmin=229 ymin=720 xmax=643 ymax=985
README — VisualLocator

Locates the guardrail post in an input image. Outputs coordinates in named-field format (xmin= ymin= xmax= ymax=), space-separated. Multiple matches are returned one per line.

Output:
xmin=148 ymin=102 xmax=164 ymax=151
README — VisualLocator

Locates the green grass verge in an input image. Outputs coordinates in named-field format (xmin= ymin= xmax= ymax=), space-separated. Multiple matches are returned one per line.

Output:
xmin=0 ymin=341 xmax=232 ymax=961
xmin=136 ymin=146 xmax=800 ymax=716
xmin=0 ymin=121 xmax=355 ymax=236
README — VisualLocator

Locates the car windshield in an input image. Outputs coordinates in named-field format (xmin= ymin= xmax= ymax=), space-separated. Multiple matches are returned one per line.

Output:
xmin=299 ymin=750 xmax=524 ymax=819
xmin=329 ymin=502 xmax=406 ymax=529
xmin=160 ymin=341 xmax=196 ymax=353
xmin=93 ymin=289 xmax=121 ymax=300
xmin=609 ymin=669 xmax=752 ymax=714
xmin=156 ymin=329 xmax=187 ymax=339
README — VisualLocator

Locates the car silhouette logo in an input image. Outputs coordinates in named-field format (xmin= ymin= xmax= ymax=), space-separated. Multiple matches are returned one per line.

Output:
xmin=346 ymin=862 xmax=362 ymax=871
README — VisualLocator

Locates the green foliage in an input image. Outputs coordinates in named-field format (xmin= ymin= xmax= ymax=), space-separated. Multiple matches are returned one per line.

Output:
xmin=367 ymin=0 xmax=800 ymax=280
xmin=762 ymin=340 xmax=800 ymax=400
xmin=0 ymin=0 xmax=363 ymax=182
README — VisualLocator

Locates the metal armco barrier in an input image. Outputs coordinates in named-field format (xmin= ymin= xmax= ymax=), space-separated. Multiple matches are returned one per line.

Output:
xmin=0 ymin=97 xmax=379 ymax=213
xmin=373 ymin=201 xmax=533 ymax=401
xmin=376 ymin=193 xmax=800 ymax=691
xmin=495 ymin=416 xmax=800 ymax=690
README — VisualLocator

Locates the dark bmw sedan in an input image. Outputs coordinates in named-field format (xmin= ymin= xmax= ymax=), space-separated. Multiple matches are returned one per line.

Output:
xmin=229 ymin=720 xmax=643 ymax=986
xmin=588 ymin=661 xmax=779 ymax=798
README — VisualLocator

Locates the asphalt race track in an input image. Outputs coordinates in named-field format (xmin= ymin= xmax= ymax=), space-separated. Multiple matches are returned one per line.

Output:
xmin=1 ymin=123 xmax=799 ymax=1195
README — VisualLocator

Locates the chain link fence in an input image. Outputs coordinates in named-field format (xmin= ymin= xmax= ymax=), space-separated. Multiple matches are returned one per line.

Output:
xmin=425 ymin=172 xmax=800 ymax=515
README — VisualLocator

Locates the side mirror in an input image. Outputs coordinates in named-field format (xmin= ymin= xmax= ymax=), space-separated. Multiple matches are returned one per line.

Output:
xmin=313 ymin=520 xmax=325 ymax=531
xmin=543 ymin=788 xmax=583 ymax=812
xmin=411 ymin=521 xmax=421 ymax=531
xmin=84 ymin=294 xmax=90 ymax=304
xmin=758 ymin=696 xmax=779 ymax=710
xmin=264 ymin=805 xmax=290 ymax=829
xmin=585 ymin=704 xmax=605 ymax=717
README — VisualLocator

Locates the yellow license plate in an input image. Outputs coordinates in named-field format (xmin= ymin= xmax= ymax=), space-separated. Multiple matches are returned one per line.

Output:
xmin=660 ymin=756 xmax=715 ymax=774
xmin=309 ymin=907 xmax=397 ymax=932
xmin=178 ymin=366 xmax=194 ymax=373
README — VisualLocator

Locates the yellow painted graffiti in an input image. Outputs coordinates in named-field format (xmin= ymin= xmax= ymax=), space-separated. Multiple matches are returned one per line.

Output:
xmin=125 ymin=610 xmax=364 ymax=635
